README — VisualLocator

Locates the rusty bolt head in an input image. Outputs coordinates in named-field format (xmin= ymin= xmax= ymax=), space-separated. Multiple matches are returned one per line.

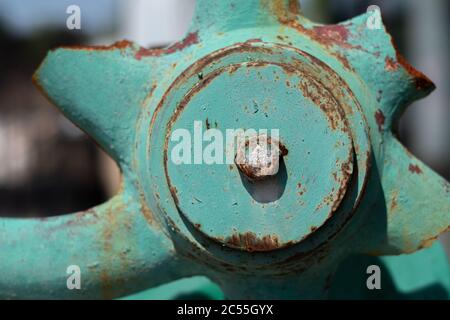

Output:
xmin=235 ymin=134 xmax=286 ymax=181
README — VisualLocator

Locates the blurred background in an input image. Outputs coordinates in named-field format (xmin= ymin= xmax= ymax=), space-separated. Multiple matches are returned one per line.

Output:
xmin=0 ymin=0 xmax=448 ymax=257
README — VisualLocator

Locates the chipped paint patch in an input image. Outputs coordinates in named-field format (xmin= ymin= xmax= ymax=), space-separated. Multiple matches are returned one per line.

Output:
xmin=409 ymin=164 xmax=423 ymax=175
xmin=374 ymin=110 xmax=385 ymax=132
xmin=135 ymin=32 xmax=199 ymax=59
xmin=385 ymin=56 xmax=398 ymax=72
xmin=225 ymin=232 xmax=280 ymax=252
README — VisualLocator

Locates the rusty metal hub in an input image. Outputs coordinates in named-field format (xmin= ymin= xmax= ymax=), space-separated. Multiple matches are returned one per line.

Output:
xmin=153 ymin=42 xmax=369 ymax=253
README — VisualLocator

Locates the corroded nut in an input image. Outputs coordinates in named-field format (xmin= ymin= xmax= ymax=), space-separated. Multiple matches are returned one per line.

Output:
xmin=235 ymin=134 xmax=286 ymax=181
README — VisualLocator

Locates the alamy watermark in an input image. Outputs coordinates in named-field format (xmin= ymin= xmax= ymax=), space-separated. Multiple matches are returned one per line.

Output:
xmin=366 ymin=264 xmax=381 ymax=290
xmin=66 ymin=5 xmax=81 ymax=30
xmin=66 ymin=265 xmax=81 ymax=290
xmin=366 ymin=5 xmax=382 ymax=30
xmin=170 ymin=121 xmax=280 ymax=166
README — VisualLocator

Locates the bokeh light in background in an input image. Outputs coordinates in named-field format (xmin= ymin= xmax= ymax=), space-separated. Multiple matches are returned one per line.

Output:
xmin=0 ymin=0 xmax=448 ymax=254
xmin=0 ymin=0 xmax=116 ymax=37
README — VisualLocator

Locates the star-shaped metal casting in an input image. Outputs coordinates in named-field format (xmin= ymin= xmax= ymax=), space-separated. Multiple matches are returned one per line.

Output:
xmin=1 ymin=0 xmax=448 ymax=299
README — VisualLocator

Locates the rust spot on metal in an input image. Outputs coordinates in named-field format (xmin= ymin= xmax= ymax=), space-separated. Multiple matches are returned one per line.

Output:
xmin=141 ymin=198 xmax=155 ymax=225
xmin=390 ymin=191 xmax=398 ymax=212
xmin=389 ymin=39 xmax=436 ymax=92
xmin=245 ymin=38 xmax=263 ymax=43
xmin=409 ymin=164 xmax=423 ymax=175
xmin=169 ymin=186 xmax=180 ymax=207
xmin=374 ymin=109 xmax=385 ymax=132
xmin=385 ymin=56 xmax=398 ymax=71
xmin=100 ymin=272 xmax=114 ymax=300
xmin=418 ymin=234 xmax=440 ymax=250
xmin=278 ymin=13 xmax=354 ymax=49
xmin=263 ymin=0 xmax=300 ymax=23
xmin=400 ymin=226 xmax=450 ymax=253
xmin=329 ymin=159 xmax=353 ymax=215
xmin=332 ymin=172 xmax=338 ymax=182
xmin=99 ymin=203 xmax=130 ymax=300
xmin=135 ymin=31 xmax=199 ymax=60
xmin=297 ymin=182 xmax=307 ymax=196
xmin=332 ymin=52 xmax=353 ymax=71
xmin=43 ymin=208 xmax=100 ymax=233
xmin=227 ymin=64 xmax=240 ymax=75
xmin=311 ymin=25 xmax=350 ymax=46
xmin=297 ymin=76 xmax=342 ymax=130
xmin=395 ymin=53 xmax=435 ymax=91
xmin=141 ymin=83 xmax=158 ymax=107
xmin=225 ymin=232 xmax=280 ymax=252
xmin=135 ymin=182 xmax=159 ymax=226
xmin=57 ymin=40 xmax=133 ymax=52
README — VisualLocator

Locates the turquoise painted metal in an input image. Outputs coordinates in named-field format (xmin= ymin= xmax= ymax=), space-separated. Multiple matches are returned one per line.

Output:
xmin=1 ymin=0 xmax=449 ymax=299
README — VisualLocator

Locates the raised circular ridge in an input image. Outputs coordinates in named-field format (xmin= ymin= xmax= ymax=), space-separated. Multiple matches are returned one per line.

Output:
xmin=162 ymin=46 xmax=354 ymax=251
